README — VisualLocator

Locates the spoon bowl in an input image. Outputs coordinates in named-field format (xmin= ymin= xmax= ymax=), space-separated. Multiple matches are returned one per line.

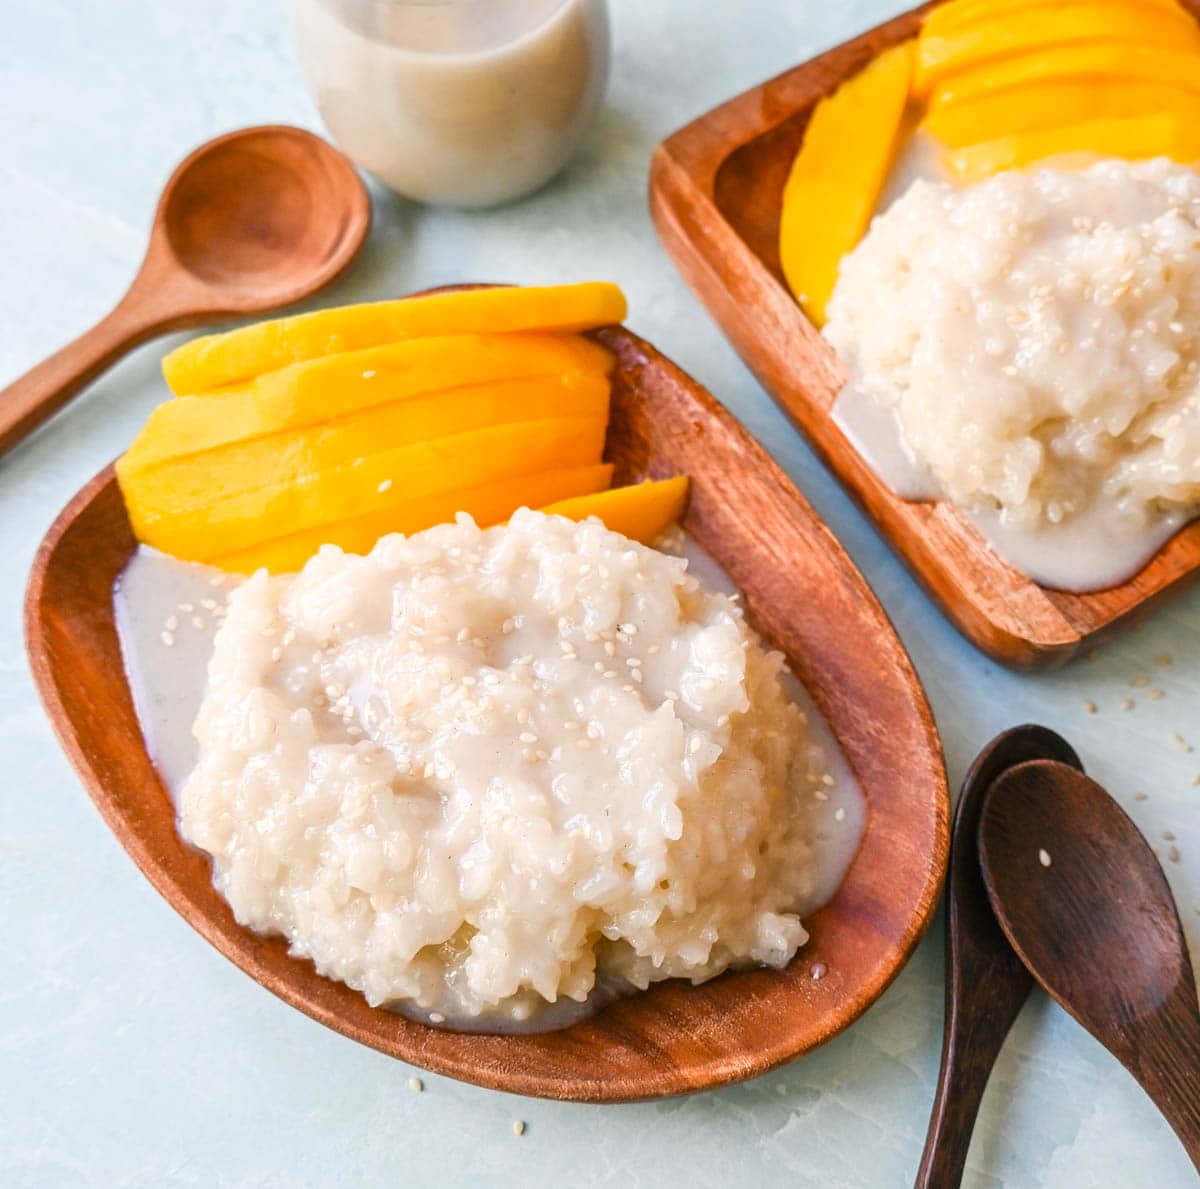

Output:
xmin=979 ymin=759 xmax=1200 ymax=1168
xmin=157 ymin=125 xmax=370 ymax=307
xmin=0 ymin=124 xmax=369 ymax=456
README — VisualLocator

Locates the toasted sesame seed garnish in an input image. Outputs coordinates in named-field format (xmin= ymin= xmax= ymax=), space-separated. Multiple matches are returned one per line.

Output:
xmin=377 ymin=479 xmax=393 ymax=494
xmin=519 ymin=732 xmax=538 ymax=745
xmin=160 ymin=631 xmax=175 ymax=647
xmin=1148 ymin=689 xmax=1165 ymax=700
xmin=1163 ymin=830 xmax=1176 ymax=841
xmin=626 ymin=658 xmax=642 ymax=668
xmin=362 ymin=369 xmax=377 ymax=379
xmin=192 ymin=616 xmax=206 ymax=630
xmin=1121 ymin=698 xmax=1135 ymax=711
xmin=409 ymin=1076 xmax=423 ymax=1093
xmin=513 ymin=1121 xmax=526 ymax=1137
xmin=1038 ymin=849 xmax=1052 ymax=868
xmin=1084 ymin=700 xmax=1097 ymax=714
xmin=834 ymin=807 xmax=846 ymax=822
xmin=1134 ymin=791 xmax=1148 ymax=801
xmin=618 ymin=623 xmax=637 ymax=636
xmin=1172 ymin=733 xmax=1194 ymax=753
xmin=177 ymin=602 xmax=195 ymax=613
xmin=1132 ymin=675 xmax=1150 ymax=688
xmin=429 ymin=1012 xmax=445 ymax=1024
xmin=810 ymin=963 xmax=826 ymax=981
xmin=164 ymin=615 xmax=179 ymax=632
xmin=1169 ymin=846 xmax=1181 ymax=864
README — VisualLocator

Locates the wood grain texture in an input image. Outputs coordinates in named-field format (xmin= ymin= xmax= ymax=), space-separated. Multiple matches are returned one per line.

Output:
xmin=24 ymin=298 xmax=949 ymax=1102
xmin=0 ymin=125 xmax=369 ymax=457
xmin=916 ymin=726 xmax=1082 ymax=1189
xmin=979 ymin=759 xmax=1200 ymax=1170
xmin=648 ymin=0 xmax=1200 ymax=670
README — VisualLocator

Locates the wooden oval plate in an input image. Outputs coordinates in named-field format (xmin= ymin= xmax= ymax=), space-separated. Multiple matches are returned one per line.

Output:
xmin=25 ymin=305 xmax=948 ymax=1101
xmin=649 ymin=0 xmax=1200 ymax=670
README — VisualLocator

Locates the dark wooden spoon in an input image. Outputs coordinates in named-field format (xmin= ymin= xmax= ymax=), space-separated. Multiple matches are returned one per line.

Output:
xmin=979 ymin=759 xmax=1200 ymax=1172
xmin=915 ymin=726 xmax=1083 ymax=1189
xmin=0 ymin=124 xmax=369 ymax=457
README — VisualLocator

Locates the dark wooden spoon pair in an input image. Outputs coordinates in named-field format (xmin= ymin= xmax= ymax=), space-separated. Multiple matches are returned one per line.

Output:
xmin=916 ymin=725 xmax=1200 ymax=1185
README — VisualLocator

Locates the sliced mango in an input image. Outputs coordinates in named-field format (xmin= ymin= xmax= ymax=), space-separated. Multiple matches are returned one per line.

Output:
xmin=163 ymin=283 xmax=627 ymax=394
xmin=929 ymin=43 xmax=1200 ymax=108
xmin=217 ymin=463 xmax=614 ymax=574
xmin=945 ymin=111 xmax=1200 ymax=181
xmin=132 ymin=415 xmax=609 ymax=562
xmin=916 ymin=2 xmax=1200 ymax=95
xmin=122 ymin=333 xmax=613 ymax=472
xmin=924 ymin=80 xmax=1200 ymax=146
xmin=539 ymin=477 xmax=691 ymax=545
xmin=779 ymin=40 xmax=915 ymax=326
xmin=922 ymin=0 xmax=1183 ymax=40
xmin=119 ymin=374 xmax=610 ymax=513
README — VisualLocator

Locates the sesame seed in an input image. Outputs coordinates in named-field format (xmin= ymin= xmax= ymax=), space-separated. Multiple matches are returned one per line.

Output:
xmin=618 ymin=623 xmax=637 ymax=636
xmin=688 ymin=736 xmax=702 ymax=754
xmin=1121 ymin=698 xmax=1134 ymax=711
xmin=1134 ymin=791 xmax=1148 ymax=801
xmin=519 ymin=732 xmax=538 ymax=744
xmin=1163 ymin=830 xmax=1176 ymax=841
xmin=429 ymin=1012 xmax=445 ymax=1024
xmin=1084 ymin=700 xmax=1097 ymax=714
xmin=1172 ymin=733 xmax=1194 ymax=753
xmin=1038 ymin=849 xmax=1052 ymax=868
xmin=699 ymin=678 xmax=716 ymax=692
xmin=362 ymin=369 xmax=377 ymax=379
xmin=810 ymin=963 xmax=826 ymax=981
xmin=1170 ymin=846 xmax=1181 ymax=864
xmin=834 ymin=807 xmax=846 ymax=822
xmin=513 ymin=1121 xmax=526 ymax=1137
xmin=164 ymin=615 xmax=179 ymax=632
xmin=377 ymin=479 xmax=393 ymax=494
xmin=409 ymin=1076 xmax=423 ymax=1093
xmin=626 ymin=658 xmax=642 ymax=668
xmin=160 ymin=631 xmax=175 ymax=647
xmin=192 ymin=616 xmax=206 ymax=630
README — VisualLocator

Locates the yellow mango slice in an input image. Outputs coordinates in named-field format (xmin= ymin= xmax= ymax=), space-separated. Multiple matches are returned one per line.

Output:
xmin=119 ymin=374 xmax=610 ymax=514
xmin=216 ymin=463 xmax=614 ymax=575
xmin=133 ymin=415 xmax=609 ymax=562
xmin=163 ymin=283 xmax=627 ymax=394
xmin=945 ymin=111 xmax=1200 ymax=182
xmin=779 ymin=40 xmax=915 ymax=327
xmin=539 ymin=477 xmax=691 ymax=545
xmin=916 ymin=1 xmax=1200 ymax=94
xmin=122 ymin=333 xmax=613 ymax=472
xmin=924 ymin=80 xmax=1200 ymax=146
xmin=929 ymin=43 xmax=1200 ymax=108
xmin=922 ymin=0 xmax=1182 ymax=40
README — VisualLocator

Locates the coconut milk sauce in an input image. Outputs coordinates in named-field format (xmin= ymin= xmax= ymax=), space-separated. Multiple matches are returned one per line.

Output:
xmin=114 ymin=537 xmax=866 ymax=1032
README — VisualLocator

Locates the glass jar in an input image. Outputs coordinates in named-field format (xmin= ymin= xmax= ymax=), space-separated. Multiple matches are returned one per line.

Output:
xmin=292 ymin=0 xmax=610 ymax=208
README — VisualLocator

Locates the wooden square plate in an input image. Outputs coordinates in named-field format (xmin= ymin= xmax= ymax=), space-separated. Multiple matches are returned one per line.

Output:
xmin=649 ymin=1 xmax=1200 ymax=670
xmin=26 ymin=305 xmax=947 ymax=1101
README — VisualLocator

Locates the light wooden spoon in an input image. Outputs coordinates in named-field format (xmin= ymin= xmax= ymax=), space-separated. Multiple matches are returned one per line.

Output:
xmin=0 ymin=124 xmax=369 ymax=457
xmin=979 ymin=759 xmax=1200 ymax=1172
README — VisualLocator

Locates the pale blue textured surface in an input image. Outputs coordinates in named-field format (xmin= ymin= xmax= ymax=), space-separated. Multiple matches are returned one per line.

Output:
xmin=3 ymin=2 xmax=1200 ymax=1185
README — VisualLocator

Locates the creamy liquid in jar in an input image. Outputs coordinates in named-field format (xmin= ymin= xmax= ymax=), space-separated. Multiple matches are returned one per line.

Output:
xmin=114 ymin=539 xmax=867 ymax=1033
xmin=293 ymin=0 xmax=610 ymax=207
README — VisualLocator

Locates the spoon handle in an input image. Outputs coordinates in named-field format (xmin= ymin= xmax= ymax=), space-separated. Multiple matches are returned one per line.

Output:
xmin=915 ymin=952 xmax=1026 ymax=1188
xmin=1129 ymin=999 xmax=1200 ymax=1171
xmin=0 ymin=294 xmax=169 ymax=458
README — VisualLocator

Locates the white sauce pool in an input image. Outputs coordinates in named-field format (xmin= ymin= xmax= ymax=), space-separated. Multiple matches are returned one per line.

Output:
xmin=113 ymin=535 xmax=866 ymax=1032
